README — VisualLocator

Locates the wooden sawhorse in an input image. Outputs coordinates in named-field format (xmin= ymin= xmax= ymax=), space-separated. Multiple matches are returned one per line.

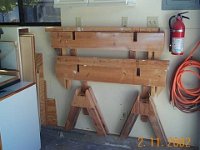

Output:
xmin=120 ymin=86 xmax=167 ymax=145
xmin=65 ymin=83 xmax=109 ymax=136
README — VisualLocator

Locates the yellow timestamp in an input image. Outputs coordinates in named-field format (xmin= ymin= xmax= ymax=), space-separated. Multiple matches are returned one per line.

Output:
xmin=138 ymin=137 xmax=191 ymax=148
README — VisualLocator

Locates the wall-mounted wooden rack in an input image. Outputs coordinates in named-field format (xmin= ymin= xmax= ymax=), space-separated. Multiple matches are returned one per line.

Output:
xmin=46 ymin=26 xmax=169 ymax=144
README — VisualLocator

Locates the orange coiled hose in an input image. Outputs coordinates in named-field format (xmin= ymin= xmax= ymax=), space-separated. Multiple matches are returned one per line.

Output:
xmin=171 ymin=41 xmax=200 ymax=113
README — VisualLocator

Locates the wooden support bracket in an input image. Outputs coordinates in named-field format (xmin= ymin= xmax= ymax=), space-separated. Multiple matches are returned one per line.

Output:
xmin=120 ymin=87 xmax=168 ymax=145
xmin=65 ymin=87 xmax=109 ymax=136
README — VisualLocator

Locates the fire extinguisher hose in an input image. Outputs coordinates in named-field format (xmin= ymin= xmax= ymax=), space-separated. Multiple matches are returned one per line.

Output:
xmin=171 ymin=41 xmax=200 ymax=113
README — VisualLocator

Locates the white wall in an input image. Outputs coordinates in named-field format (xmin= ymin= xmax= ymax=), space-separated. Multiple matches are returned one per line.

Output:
xmin=30 ymin=0 xmax=200 ymax=146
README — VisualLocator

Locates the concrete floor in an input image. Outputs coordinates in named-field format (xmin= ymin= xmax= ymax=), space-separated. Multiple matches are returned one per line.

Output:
xmin=41 ymin=127 xmax=198 ymax=150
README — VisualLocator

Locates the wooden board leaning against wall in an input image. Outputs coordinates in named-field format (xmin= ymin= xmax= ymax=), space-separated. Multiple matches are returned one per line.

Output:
xmin=19 ymin=32 xmax=58 ymax=126
xmin=35 ymin=53 xmax=58 ymax=126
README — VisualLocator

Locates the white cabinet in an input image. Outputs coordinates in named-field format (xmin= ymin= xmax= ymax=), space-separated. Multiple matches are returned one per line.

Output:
xmin=54 ymin=0 xmax=136 ymax=6
xmin=0 ymin=83 xmax=41 ymax=150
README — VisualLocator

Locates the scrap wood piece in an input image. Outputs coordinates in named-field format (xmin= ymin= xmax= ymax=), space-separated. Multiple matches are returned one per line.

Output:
xmin=65 ymin=87 xmax=108 ymax=136
xmin=38 ymin=79 xmax=58 ymax=126
xmin=46 ymin=99 xmax=58 ymax=126
xmin=39 ymin=79 xmax=47 ymax=125
xmin=36 ymin=53 xmax=58 ymax=126
xmin=56 ymin=56 xmax=169 ymax=88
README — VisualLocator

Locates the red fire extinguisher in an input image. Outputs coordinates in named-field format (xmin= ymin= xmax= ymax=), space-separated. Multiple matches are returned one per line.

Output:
xmin=169 ymin=12 xmax=189 ymax=55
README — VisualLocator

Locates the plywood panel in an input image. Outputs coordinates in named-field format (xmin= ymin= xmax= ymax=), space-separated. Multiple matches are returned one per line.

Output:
xmin=19 ymin=34 xmax=36 ymax=82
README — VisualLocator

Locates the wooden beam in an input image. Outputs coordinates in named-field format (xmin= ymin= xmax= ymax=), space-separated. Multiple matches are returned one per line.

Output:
xmin=88 ymin=88 xmax=109 ymax=133
xmin=140 ymin=86 xmax=151 ymax=122
xmin=85 ymin=90 xmax=107 ymax=136
xmin=56 ymin=56 xmax=169 ymax=87
xmin=45 ymin=26 xmax=160 ymax=32
xmin=120 ymin=96 xmax=139 ymax=138
xmin=65 ymin=106 xmax=81 ymax=131
xmin=51 ymin=32 xmax=164 ymax=54
xmin=148 ymin=98 xmax=168 ymax=145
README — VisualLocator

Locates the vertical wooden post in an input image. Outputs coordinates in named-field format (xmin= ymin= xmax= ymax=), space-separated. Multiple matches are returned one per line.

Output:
xmin=140 ymin=86 xmax=150 ymax=122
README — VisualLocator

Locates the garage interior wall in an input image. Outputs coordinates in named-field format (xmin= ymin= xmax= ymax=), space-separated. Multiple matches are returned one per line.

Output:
xmin=2 ymin=0 xmax=199 ymax=146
